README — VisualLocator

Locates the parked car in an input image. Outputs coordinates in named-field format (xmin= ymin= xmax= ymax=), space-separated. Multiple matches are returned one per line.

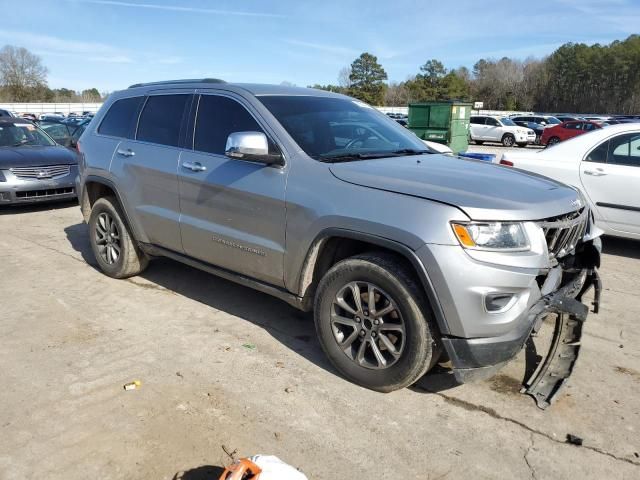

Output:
xmin=513 ymin=120 xmax=544 ymax=144
xmin=501 ymin=123 xmax=640 ymax=240
xmin=555 ymin=115 xmax=583 ymax=123
xmin=0 ymin=109 xmax=13 ymax=117
xmin=39 ymin=113 xmax=65 ymax=121
xmin=511 ymin=115 xmax=562 ymax=127
xmin=540 ymin=120 xmax=601 ymax=146
xmin=469 ymin=115 xmax=533 ymax=147
xmin=37 ymin=121 xmax=74 ymax=147
xmin=0 ymin=118 xmax=78 ymax=205
xmin=420 ymin=139 xmax=453 ymax=154
xmin=76 ymin=80 xmax=602 ymax=401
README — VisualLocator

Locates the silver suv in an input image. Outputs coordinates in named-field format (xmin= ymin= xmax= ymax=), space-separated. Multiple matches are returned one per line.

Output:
xmin=76 ymin=79 xmax=602 ymax=403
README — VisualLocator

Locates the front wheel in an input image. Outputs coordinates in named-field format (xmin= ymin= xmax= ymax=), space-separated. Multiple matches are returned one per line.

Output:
xmin=314 ymin=252 xmax=438 ymax=392
xmin=474 ymin=140 xmax=484 ymax=145
xmin=547 ymin=136 xmax=560 ymax=146
xmin=517 ymin=143 xmax=528 ymax=148
xmin=501 ymin=134 xmax=515 ymax=147
xmin=88 ymin=196 xmax=149 ymax=278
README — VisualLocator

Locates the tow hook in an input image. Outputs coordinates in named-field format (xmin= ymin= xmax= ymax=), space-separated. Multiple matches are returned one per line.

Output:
xmin=522 ymin=269 xmax=601 ymax=409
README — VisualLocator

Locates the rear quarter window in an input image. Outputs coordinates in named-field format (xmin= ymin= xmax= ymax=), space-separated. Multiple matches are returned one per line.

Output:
xmin=98 ymin=96 xmax=144 ymax=138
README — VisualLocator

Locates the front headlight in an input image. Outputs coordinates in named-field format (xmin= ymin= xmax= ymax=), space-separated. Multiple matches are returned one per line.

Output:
xmin=451 ymin=222 xmax=530 ymax=251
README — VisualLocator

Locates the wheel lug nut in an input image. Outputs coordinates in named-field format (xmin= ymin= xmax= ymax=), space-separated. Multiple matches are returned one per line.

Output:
xmin=373 ymin=319 xmax=379 ymax=325
xmin=371 ymin=331 xmax=377 ymax=337
xmin=363 ymin=310 xmax=369 ymax=316
xmin=355 ymin=317 xmax=361 ymax=323
xmin=360 ymin=329 xmax=366 ymax=336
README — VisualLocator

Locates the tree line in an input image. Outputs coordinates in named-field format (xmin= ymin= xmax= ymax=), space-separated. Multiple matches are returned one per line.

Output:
xmin=2 ymin=35 xmax=639 ymax=113
xmin=311 ymin=35 xmax=640 ymax=114
xmin=0 ymin=45 xmax=104 ymax=103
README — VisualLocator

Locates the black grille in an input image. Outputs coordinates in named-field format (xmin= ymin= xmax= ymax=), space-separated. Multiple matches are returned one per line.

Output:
xmin=539 ymin=208 xmax=589 ymax=259
xmin=16 ymin=187 xmax=74 ymax=199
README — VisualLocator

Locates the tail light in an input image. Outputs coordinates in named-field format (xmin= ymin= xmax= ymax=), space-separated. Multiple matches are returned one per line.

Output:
xmin=500 ymin=159 xmax=514 ymax=167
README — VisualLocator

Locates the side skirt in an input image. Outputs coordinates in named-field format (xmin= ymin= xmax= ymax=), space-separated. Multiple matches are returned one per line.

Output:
xmin=139 ymin=243 xmax=306 ymax=311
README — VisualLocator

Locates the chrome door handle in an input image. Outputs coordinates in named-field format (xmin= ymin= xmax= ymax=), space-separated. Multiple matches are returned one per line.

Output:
xmin=182 ymin=161 xmax=207 ymax=172
xmin=583 ymin=169 xmax=606 ymax=176
xmin=116 ymin=148 xmax=135 ymax=157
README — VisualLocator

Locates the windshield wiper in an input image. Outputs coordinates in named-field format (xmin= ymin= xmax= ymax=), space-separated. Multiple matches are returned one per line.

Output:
xmin=319 ymin=149 xmax=433 ymax=163
xmin=319 ymin=152 xmax=393 ymax=163
xmin=390 ymin=148 xmax=433 ymax=155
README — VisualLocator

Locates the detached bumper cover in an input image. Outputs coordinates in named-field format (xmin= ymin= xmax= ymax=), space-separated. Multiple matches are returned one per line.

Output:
xmin=440 ymin=240 xmax=601 ymax=408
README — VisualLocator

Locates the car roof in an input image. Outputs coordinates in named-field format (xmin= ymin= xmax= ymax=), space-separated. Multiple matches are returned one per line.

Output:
xmin=124 ymin=78 xmax=347 ymax=99
xmin=0 ymin=117 xmax=32 ymax=124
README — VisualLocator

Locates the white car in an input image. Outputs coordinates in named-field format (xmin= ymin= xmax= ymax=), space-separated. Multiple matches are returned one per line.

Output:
xmin=470 ymin=115 xmax=534 ymax=147
xmin=500 ymin=124 xmax=640 ymax=240
xmin=421 ymin=139 xmax=453 ymax=154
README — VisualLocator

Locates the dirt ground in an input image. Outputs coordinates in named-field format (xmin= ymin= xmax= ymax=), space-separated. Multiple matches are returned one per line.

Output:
xmin=1 ymin=201 xmax=638 ymax=480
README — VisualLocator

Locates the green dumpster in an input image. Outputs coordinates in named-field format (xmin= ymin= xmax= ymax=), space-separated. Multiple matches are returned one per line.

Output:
xmin=408 ymin=101 xmax=472 ymax=153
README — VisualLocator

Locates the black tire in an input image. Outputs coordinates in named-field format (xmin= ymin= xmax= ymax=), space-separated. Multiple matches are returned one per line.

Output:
xmin=474 ymin=140 xmax=484 ymax=145
xmin=517 ymin=143 xmax=528 ymax=148
xmin=314 ymin=252 xmax=439 ymax=392
xmin=501 ymin=134 xmax=515 ymax=147
xmin=547 ymin=136 xmax=560 ymax=146
xmin=88 ymin=196 xmax=149 ymax=279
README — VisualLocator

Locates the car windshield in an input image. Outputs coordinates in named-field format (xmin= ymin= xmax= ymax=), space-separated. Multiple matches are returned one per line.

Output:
xmin=0 ymin=122 xmax=56 ymax=147
xmin=546 ymin=116 xmax=561 ymax=124
xmin=258 ymin=95 xmax=430 ymax=161
xmin=500 ymin=117 xmax=517 ymax=126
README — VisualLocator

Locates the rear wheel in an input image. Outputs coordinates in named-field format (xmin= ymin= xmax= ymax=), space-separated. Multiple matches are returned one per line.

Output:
xmin=547 ymin=136 xmax=560 ymax=146
xmin=314 ymin=252 xmax=439 ymax=392
xmin=501 ymin=134 xmax=515 ymax=147
xmin=474 ymin=140 xmax=484 ymax=145
xmin=88 ymin=196 xmax=149 ymax=278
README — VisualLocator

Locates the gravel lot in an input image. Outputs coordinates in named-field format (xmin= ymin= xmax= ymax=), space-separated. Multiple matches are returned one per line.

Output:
xmin=1 ymin=202 xmax=639 ymax=480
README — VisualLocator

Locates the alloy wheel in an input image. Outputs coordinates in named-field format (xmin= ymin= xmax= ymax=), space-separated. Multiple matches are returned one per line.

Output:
xmin=331 ymin=281 xmax=405 ymax=369
xmin=95 ymin=212 xmax=121 ymax=265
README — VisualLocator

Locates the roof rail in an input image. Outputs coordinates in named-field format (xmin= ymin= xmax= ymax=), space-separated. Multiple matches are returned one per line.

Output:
xmin=128 ymin=78 xmax=226 ymax=89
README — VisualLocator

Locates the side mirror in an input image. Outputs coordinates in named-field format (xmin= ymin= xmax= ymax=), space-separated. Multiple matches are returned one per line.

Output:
xmin=225 ymin=131 xmax=283 ymax=166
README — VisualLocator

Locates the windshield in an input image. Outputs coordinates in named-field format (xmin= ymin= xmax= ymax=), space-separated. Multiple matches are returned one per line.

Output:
xmin=500 ymin=117 xmax=517 ymax=126
xmin=0 ymin=122 xmax=56 ymax=147
xmin=258 ymin=95 xmax=429 ymax=160
xmin=546 ymin=116 xmax=561 ymax=124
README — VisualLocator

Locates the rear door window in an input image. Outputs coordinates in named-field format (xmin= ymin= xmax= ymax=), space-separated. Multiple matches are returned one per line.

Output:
xmin=609 ymin=133 xmax=640 ymax=167
xmin=470 ymin=116 xmax=484 ymax=125
xmin=136 ymin=94 xmax=191 ymax=147
xmin=193 ymin=94 xmax=266 ymax=155
xmin=98 ymin=96 xmax=143 ymax=138
xmin=485 ymin=118 xmax=499 ymax=126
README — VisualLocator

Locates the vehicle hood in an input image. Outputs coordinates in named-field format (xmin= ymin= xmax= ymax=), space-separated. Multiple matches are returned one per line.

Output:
xmin=0 ymin=146 xmax=77 ymax=169
xmin=329 ymin=154 xmax=582 ymax=221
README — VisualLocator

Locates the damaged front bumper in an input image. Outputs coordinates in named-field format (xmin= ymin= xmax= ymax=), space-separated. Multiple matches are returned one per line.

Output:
xmin=439 ymin=239 xmax=602 ymax=408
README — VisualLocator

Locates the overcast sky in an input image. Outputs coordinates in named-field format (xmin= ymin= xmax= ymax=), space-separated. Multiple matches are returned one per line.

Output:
xmin=1 ymin=0 xmax=638 ymax=92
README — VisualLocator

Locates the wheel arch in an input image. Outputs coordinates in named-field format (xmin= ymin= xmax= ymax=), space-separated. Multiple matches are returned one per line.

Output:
xmin=80 ymin=176 xmax=142 ymax=242
xmin=297 ymin=228 xmax=450 ymax=335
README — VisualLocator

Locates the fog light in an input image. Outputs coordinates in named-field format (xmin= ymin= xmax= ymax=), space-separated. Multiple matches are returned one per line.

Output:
xmin=485 ymin=293 xmax=516 ymax=313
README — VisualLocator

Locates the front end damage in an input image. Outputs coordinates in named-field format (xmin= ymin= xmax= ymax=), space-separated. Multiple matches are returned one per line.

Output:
xmin=521 ymin=243 xmax=601 ymax=409
xmin=429 ymin=207 xmax=602 ymax=409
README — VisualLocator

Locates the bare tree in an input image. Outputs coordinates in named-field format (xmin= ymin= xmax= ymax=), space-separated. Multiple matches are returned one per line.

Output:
xmin=0 ymin=45 xmax=48 ymax=101
xmin=338 ymin=65 xmax=352 ymax=88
